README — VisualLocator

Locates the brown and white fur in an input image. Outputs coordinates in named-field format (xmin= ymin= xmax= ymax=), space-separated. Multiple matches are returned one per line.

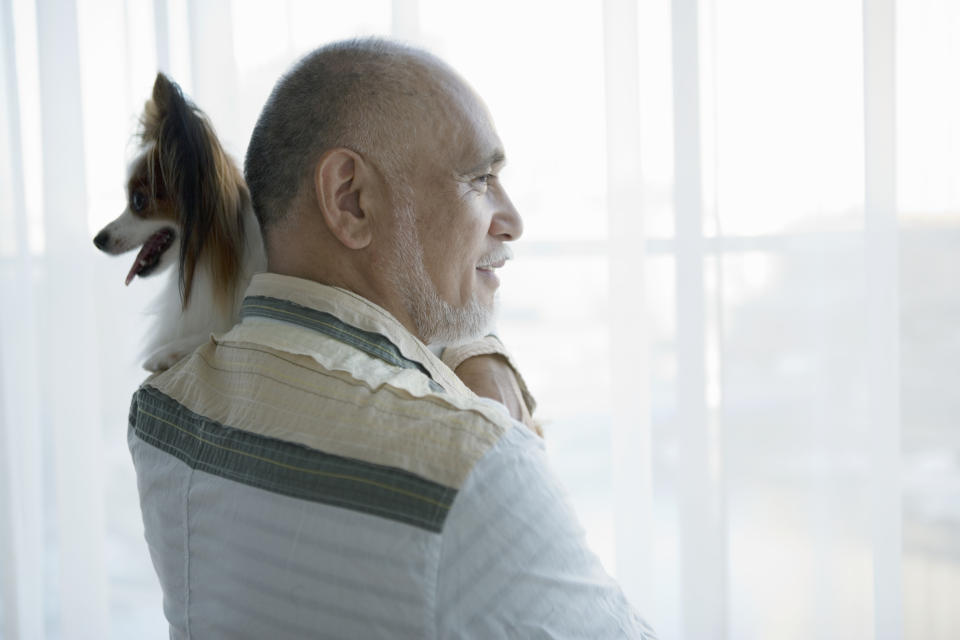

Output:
xmin=93 ymin=73 xmax=265 ymax=372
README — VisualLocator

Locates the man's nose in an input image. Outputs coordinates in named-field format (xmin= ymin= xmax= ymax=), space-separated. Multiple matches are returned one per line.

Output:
xmin=490 ymin=190 xmax=523 ymax=241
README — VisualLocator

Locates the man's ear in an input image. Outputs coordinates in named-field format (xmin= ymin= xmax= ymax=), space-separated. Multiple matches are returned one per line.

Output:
xmin=314 ymin=148 xmax=373 ymax=250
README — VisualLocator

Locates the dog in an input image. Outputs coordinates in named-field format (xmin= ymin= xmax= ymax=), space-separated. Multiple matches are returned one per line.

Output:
xmin=93 ymin=73 xmax=265 ymax=372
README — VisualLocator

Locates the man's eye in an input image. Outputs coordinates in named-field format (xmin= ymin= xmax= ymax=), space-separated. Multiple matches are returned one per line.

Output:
xmin=475 ymin=174 xmax=495 ymax=186
xmin=132 ymin=191 xmax=148 ymax=211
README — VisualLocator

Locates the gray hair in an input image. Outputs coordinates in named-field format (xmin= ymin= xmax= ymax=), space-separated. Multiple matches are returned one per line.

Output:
xmin=244 ymin=38 xmax=442 ymax=233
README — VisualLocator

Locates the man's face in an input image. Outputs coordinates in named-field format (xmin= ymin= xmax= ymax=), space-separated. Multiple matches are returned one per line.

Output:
xmin=385 ymin=75 xmax=523 ymax=346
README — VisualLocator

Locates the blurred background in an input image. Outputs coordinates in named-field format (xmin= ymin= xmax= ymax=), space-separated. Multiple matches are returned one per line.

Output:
xmin=1 ymin=0 xmax=958 ymax=638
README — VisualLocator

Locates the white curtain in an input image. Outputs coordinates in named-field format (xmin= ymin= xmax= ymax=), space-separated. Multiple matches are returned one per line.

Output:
xmin=2 ymin=1 xmax=958 ymax=638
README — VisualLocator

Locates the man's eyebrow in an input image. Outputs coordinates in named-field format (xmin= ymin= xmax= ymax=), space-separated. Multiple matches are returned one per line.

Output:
xmin=462 ymin=149 xmax=506 ymax=176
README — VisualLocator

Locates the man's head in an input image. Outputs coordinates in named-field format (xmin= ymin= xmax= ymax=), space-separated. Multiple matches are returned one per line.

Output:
xmin=245 ymin=38 xmax=522 ymax=345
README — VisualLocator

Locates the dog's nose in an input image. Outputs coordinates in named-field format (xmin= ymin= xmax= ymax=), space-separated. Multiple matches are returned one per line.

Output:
xmin=93 ymin=230 xmax=110 ymax=251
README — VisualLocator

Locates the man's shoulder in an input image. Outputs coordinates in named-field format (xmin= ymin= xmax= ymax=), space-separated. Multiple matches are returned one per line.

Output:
xmin=135 ymin=330 xmax=517 ymax=492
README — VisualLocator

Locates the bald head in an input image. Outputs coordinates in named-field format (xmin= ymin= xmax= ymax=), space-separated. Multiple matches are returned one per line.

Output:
xmin=245 ymin=38 xmax=521 ymax=345
xmin=244 ymin=38 xmax=456 ymax=236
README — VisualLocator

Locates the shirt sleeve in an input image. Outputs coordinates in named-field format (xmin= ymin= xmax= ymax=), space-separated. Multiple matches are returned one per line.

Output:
xmin=433 ymin=424 xmax=657 ymax=639
xmin=439 ymin=335 xmax=537 ymax=416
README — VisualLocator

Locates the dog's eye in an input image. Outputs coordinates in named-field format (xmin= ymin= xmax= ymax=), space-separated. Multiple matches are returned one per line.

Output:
xmin=131 ymin=191 xmax=148 ymax=212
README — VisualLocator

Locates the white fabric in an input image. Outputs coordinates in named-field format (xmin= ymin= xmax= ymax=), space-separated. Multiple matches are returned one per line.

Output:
xmin=130 ymin=423 xmax=655 ymax=639
xmin=128 ymin=275 xmax=655 ymax=638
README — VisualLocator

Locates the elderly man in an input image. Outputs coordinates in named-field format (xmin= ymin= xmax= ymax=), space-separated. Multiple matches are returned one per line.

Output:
xmin=129 ymin=38 xmax=656 ymax=638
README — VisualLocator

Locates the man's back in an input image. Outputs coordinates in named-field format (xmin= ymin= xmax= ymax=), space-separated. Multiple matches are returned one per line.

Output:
xmin=129 ymin=273 xmax=654 ymax=638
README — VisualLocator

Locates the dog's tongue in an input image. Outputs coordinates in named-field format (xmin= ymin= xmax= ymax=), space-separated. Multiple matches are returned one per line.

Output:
xmin=125 ymin=230 xmax=173 ymax=285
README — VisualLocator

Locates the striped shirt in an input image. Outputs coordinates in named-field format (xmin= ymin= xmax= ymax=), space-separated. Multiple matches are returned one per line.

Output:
xmin=129 ymin=273 xmax=656 ymax=639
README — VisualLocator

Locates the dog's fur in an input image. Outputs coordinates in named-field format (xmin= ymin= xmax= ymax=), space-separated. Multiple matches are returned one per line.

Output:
xmin=93 ymin=73 xmax=265 ymax=372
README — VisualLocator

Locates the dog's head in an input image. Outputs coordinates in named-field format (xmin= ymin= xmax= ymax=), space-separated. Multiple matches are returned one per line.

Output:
xmin=93 ymin=72 xmax=249 ymax=310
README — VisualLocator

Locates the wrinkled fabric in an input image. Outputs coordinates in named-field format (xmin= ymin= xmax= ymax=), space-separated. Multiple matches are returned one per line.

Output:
xmin=129 ymin=273 xmax=656 ymax=639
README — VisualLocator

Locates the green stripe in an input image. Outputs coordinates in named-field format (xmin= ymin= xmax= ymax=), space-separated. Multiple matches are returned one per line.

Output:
xmin=130 ymin=386 xmax=456 ymax=533
xmin=241 ymin=296 xmax=443 ymax=392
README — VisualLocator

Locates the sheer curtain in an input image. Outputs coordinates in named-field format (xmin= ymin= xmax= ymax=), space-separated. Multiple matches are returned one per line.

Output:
xmin=2 ymin=0 xmax=958 ymax=638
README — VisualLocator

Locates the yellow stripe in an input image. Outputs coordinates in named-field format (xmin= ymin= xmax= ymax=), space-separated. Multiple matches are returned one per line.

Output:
xmin=137 ymin=407 xmax=451 ymax=510
xmin=193 ymin=345 xmax=494 ymax=439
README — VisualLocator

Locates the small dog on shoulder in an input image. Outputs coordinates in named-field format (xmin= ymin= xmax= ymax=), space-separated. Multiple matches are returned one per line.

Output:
xmin=93 ymin=72 xmax=265 ymax=372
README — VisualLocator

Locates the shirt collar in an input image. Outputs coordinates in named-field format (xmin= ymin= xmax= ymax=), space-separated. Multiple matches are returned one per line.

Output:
xmin=241 ymin=273 xmax=472 ymax=396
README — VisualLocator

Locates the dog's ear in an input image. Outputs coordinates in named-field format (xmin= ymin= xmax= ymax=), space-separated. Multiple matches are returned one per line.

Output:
xmin=137 ymin=72 xmax=246 ymax=311
xmin=152 ymin=72 xmax=175 ymax=105
xmin=153 ymin=78 xmax=207 ymax=308
xmin=141 ymin=73 xmax=186 ymax=149
xmin=151 ymin=79 xmax=246 ymax=312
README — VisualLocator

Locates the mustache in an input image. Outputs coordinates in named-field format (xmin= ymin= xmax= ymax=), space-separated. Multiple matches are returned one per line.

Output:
xmin=477 ymin=246 xmax=514 ymax=267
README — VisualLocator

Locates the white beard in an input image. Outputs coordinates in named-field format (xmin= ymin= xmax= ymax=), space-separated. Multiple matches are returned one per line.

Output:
xmin=386 ymin=199 xmax=495 ymax=346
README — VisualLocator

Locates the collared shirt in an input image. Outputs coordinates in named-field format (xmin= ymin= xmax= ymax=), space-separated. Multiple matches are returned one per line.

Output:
xmin=129 ymin=273 xmax=656 ymax=639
